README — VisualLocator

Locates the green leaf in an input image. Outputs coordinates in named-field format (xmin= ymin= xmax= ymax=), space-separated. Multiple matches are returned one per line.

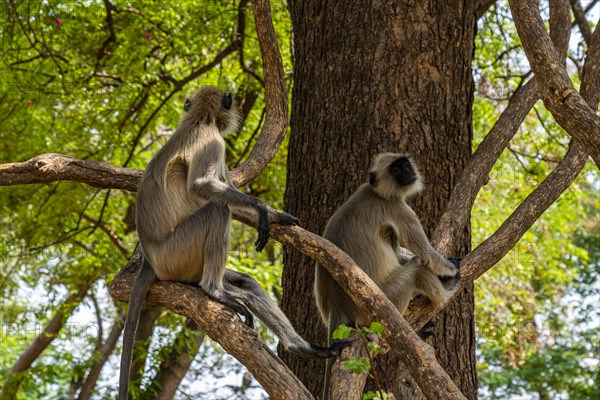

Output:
xmin=367 ymin=321 xmax=385 ymax=335
xmin=332 ymin=324 xmax=353 ymax=340
xmin=342 ymin=358 xmax=371 ymax=375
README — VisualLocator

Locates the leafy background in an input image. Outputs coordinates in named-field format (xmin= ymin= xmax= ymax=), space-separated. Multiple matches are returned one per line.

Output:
xmin=0 ymin=1 xmax=598 ymax=398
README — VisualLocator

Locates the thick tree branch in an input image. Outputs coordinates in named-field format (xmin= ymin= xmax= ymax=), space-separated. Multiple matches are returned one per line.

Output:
xmin=408 ymin=139 xmax=588 ymax=328
xmin=509 ymin=0 xmax=600 ymax=165
xmin=230 ymin=0 xmax=289 ymax=186
xmin=108 ymin=250 xmax=314 ymax=400
xmin=0 ymin=153 xmax=141 ymax=191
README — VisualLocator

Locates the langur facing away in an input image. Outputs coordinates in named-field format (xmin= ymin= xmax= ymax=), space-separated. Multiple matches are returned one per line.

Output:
xmin=314 ymin=153 xmax=461 ymax=400
xmin=119 ymin=86 xmax=341 ymax=400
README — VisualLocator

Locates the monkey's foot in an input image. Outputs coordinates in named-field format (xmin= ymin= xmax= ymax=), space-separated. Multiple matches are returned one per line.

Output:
xmin=298 ymin=340 xmax=350 ymax=359
xmin=277 ymin=212 xmax=300 ymax=226
xmin=417 ymin=319 xmax=435 ymax=339
xmin=205 ymin=288 xmax=254 ymax=328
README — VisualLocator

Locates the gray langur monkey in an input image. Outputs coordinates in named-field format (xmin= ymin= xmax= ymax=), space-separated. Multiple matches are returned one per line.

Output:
xmin=314 ymin=153 xmax=461 ymax=400
xmin=120 ymin=86 xmax=341 ymax=400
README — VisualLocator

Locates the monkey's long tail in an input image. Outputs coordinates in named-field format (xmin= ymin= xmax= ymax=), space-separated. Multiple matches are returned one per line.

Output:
xmin=119 ymin=257 xmax=157 ymax=400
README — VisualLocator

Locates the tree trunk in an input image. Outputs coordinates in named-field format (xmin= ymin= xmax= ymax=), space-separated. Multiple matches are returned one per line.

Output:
xmin=282 ymin=1 xmax=477 ymax=399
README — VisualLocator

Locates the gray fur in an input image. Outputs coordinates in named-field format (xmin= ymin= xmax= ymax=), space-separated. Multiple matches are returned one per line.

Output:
xmin=120 ymin=86 xmax=335 ymax=400
xmin=315 ymin=153 xmax=460 ymax=400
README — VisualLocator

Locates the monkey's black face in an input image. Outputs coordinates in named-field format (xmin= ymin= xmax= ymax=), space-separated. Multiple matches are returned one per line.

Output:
xmin=222 ymin=93 xmax=233 ymax=110
xmin=389 ymin=157 xmax=417 ymax=187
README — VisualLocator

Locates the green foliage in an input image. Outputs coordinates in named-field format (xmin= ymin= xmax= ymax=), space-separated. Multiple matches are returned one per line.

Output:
xmin=1 ymin=0 xmax=292 ymax=397
xmin=343 ymin=358 xmax=371 ymax=375
xmin=332 ymin=323 xmax=390 ymax=399
xmin=473 ymin=2 xmax=599 ymax=398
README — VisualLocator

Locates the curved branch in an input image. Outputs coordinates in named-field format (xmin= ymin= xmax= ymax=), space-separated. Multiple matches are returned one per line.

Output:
xmin=408 ymin=139 xmax=588 ymax=328
xmin=509 ymin=0 xmax=600 ymax=165
xmin=229 ymin=0 xmax=289 ymax=186
xmin=108 ymin=249 xmax=314 ymax=400
xmin=432 ymin=78 xmax=539 ymax=251
xmin=433 ymin=0 xmax=572 ymax=251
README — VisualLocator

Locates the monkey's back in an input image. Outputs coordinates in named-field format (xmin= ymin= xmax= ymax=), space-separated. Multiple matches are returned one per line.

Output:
xmin=315 ymin=185 xmax=401 ymax=329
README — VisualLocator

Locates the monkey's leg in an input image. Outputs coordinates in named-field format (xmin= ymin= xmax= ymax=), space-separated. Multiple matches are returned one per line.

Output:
xmin=379 ymin=257 xmax=421 ymax=315
xmin=197 ymin=205 xmax=254 ymax=328
xmin=413 ymin=267 xmax=453 ymax=309
xmin=119 ymin=257 xmax=157 ymax=400
xmin=151 ymin=202 xmax=253 ymax=327
xmin=223 ymin=270 xmax=342 ymax=358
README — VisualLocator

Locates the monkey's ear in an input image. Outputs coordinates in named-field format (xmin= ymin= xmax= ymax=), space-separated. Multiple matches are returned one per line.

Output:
xmin=369 ymin=172 xmax=378 ymax=186
xmin=222 ymin=93 xmax=233 ymax=110
xmin=184 ymin=99 xmax=192 ymax=112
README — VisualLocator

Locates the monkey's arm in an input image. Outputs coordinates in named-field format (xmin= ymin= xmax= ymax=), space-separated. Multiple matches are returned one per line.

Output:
xmin=397 ymin=207 xmax=457 ymax=277
xmin=187 ymin=149 xmax=271 ymax=250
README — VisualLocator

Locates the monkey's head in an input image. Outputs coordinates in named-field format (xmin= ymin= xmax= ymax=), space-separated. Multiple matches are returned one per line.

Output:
xmin=182 ymin=86 xmax=241 ymax=137
xmin=369 ymin=153 xmax=423 ymax=200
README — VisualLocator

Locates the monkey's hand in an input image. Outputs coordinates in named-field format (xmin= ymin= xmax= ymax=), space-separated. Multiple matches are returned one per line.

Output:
xmin=277 ymin=211 xmax=300 ymax=226
xmin=255 ymin=202 xmax=270 ymax=252
xmin=440 ymin=258 xmax=461 ymax=291
xmin=447 ymin=258 xmax=461 ymax=269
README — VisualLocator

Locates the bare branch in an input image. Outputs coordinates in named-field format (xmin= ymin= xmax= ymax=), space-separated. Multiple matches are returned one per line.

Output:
xmin=76 ymin=307 xmax=125 ymax=400
xmin=432 ymin=78 xmax=539 ymax=251
xmin=2 ymin=283 xmax=92 ymax=396
xmin=0 ymin=153 xmax=141 ymax=191
xmin=570 ymin=0 xmax=593 ymax=44
xmin=109 ymin=249 xmax=314 ymax=400
xmin=408 ymin=139 xmax=588 ymax=328
xmin=433 ymin=0 xmax=574 ymax=251
xmin=509 ymin=0 xmax=600 ymax=165
xmin=580 ymin=25 xmax=600 ymax=107
xmin=230 ymin=0 xmax=289 ymax=186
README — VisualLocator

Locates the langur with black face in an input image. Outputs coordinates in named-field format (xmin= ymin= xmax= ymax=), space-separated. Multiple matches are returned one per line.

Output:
xmin=314 ymin=153 xmax=461 ymax=400
xmin=119 ymin=86 xmax=340 ymax=400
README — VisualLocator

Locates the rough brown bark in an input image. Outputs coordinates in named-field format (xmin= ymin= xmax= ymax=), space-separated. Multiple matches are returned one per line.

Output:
xmin=0 ymin=153 xmax=141 ymax=191
xmin=283 ymin=1 xmax=476 ymax=398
